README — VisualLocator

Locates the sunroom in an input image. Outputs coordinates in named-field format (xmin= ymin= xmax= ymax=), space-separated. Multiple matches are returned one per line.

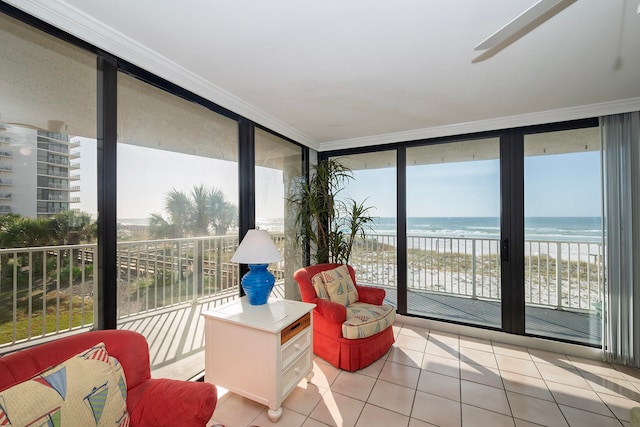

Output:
xmin=1 ymin=1 xmax=640 ymax=425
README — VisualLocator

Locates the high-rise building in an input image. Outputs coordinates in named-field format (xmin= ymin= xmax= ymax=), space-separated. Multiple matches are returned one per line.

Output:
xmin=0 ymin=123 xmax=80 ymax=218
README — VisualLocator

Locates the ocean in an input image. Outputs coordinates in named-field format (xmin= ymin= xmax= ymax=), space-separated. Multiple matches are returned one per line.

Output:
xmin=372 ymin=217 xmax=603 ymax=243
xmin=125 ymin=216 xmax=603 ymax=244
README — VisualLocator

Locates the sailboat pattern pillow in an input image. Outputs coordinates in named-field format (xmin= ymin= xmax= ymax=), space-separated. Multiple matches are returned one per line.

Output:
xmin=321 ymin=265 xmax=359 ymax=306
xmin=0 ymin=342 xmax=129 ymax=426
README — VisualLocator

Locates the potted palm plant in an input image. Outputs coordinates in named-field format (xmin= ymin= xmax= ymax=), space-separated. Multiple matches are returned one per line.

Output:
xmin=288 ymin=158 xmax=374 ymax=264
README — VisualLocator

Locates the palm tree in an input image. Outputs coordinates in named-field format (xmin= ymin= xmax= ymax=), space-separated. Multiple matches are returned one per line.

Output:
xmin=207 ymin=188 xmax=237 ymax=236
xmin=148 ymin=185 xmax=238 ymax=239
xmin=164 ymin=189 xmax=192 ymax=237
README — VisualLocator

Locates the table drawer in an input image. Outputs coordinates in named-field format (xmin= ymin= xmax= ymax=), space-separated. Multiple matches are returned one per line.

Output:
xmin=281 ymin=312 xmax=310 ymax=345
xmin=281 ymin=350 xmax=311 ymax=399
xmin=281 ymin=327 xmax=311 ymax=370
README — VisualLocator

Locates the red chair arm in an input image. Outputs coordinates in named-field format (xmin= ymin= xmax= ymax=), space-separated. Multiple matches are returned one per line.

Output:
xmin=128 ymin=378 xmax=217 ymax=427
xmin=315 ymin=298 xmax=347 ymax=323
xmin=356 ymin=285 xmax=386 ymax=305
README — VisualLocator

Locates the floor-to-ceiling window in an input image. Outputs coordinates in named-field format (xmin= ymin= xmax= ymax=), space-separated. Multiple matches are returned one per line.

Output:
xmin=325 ymin=121 xmax=602 ymax=347
xmin=329 ymin=150 xmax=398 ymax=306
xmin=523 ymin=127 xmax=603 ymax=345
xmin=0 ymin=11 xmax=98 ymax=350
xmin=406 ymin=138 xmax=501 ymax=327
xmin=254 ymin=128 xmax=304 ymax=299
xmin=0 ymin=3 xmax=311 ymax=379
xmin=116 ymin=72 xmax=239 ymax=378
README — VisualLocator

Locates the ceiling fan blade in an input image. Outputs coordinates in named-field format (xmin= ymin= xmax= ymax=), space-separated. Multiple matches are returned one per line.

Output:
xmin=475 ymin=0 xmax=576 ymax=51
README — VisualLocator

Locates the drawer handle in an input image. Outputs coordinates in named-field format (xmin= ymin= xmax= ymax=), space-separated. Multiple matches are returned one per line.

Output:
xmin=294 ymin=344 xmax=300 ymax=351
xmin=294 ymin=367 xmax=300 ymax=374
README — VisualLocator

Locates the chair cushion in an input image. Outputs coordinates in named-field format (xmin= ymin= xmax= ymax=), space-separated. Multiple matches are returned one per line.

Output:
xmin=342 ymin=302 xmax=396 ymax=339
xmin=0 ymin=342 xmax=129 ymax=426
xmin=321 ymin=265 xmax=359 ymax=306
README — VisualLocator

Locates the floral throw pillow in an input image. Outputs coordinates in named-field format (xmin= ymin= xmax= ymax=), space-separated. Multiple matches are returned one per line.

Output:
xmin=0 ymin=342 xmax=129 ymax=426
xmin=321 ymin=265 xmax=359 ymax=306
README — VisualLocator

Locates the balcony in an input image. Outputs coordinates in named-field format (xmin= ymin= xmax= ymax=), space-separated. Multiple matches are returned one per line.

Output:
xmin=40 ymin=157 xmax=69 ymax=166
xmin=352 ymin=234 xmax=602 ymax=344
xmin=42 ymin=170 xmax=68 ymax=178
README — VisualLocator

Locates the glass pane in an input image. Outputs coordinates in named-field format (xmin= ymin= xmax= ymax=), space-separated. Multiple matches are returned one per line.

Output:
xmin=524 ymin=127 xmax=603 ymax=345
xmin=406 ymin=139 xmax=501 ymax=327
xmin=117 ymin=72 xmax=239 ymax=378
xmin=338 ymin=151 xmax=397 ymax=307
xmin=254 ymin=129 xmax=304 ymax=300
xmin=0 ymin=13 xmax=97 ymax=351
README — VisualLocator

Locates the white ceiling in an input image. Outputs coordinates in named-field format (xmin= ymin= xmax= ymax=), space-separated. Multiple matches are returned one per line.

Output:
xmin=6 ymin=0 xmax=640 ymax=152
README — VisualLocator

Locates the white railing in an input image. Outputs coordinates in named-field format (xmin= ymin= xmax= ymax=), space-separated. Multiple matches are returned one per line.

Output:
xmin=0 ymin=244 xmax=96 ymax=348
xmin=0 ymin=236 xmax=244 ymax=350
xmin=352 ymin=234 xmax=604 ymax=312
xmin=116 ymin=235 xmax=241 ymax=318
xmin=0 ymin=232 xmax=602 ymax=352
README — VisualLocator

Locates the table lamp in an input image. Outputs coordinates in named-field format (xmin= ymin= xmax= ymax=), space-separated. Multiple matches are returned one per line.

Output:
xmin=231 ymin=229 xmax=283 ymax=305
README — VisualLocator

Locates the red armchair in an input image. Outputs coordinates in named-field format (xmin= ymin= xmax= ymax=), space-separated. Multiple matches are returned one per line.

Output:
xmin=294 ymin=263 xmax=395 ymax=371
xmin=0 ymin=330 xmax=217 ymax=427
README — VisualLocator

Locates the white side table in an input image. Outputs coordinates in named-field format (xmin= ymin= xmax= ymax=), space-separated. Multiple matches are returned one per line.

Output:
xmin=203 ymin=297 xmax=315 ymax=422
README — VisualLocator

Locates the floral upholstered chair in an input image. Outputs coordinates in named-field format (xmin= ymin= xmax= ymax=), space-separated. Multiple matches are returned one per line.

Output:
xmin=294 ymin=263 xmax=396 ymax=371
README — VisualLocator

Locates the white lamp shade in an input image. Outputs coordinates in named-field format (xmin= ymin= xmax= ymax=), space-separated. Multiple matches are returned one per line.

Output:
xmin=231 ymin=229 xmax=282 ymax=264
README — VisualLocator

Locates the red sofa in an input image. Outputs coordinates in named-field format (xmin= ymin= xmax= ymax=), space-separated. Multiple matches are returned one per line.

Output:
xmin=0 ymin=329 xmax=217 ymax=427
xmin=294 ymin=263 xmax=395 ymax=371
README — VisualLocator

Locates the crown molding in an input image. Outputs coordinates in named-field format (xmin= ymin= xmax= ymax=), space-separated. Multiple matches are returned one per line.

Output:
xmin=4 ymin=0 xmax=320 ymax=150
xmin=319 ymin=97 xmax=640 ymax=152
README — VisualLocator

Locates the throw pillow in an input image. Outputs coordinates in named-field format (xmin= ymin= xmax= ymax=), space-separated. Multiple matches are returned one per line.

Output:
xmin=311 ymin=272 xmax=330 ymax=300
xmin=0 ymin=342 xmax=129 ymax=426
xmin=321 ymin=265 xmax=359 ymax=306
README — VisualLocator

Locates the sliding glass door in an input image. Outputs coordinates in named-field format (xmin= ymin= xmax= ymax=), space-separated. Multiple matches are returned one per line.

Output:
xmin=406 ymin=138 xmax=501 ymax=327
xmin=523 ymin=127 xmax=603 ymax=345
xmin=324 ymin=121 xmax=602 ymax=346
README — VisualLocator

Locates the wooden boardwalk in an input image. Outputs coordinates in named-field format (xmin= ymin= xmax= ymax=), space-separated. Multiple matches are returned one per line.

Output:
xmin=120 ymin=285 xmax=599 ymax=380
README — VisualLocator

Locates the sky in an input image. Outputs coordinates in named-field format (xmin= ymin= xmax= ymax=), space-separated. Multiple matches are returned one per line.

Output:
xmin=76 ymin=139 xmax=602 ymax=221
xmin=346 ymin=151 xmax=601 ymax=218
xmin=76 ymin=140 xmax=284 ymax=220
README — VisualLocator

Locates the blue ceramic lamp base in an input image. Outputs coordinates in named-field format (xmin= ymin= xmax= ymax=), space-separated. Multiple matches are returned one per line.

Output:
xmin=241 ymin=263 xmax=275 ymax=305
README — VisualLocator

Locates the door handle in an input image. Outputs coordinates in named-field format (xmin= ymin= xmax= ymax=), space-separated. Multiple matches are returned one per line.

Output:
xmin=501 ymin=239 xmax=509 ymax=261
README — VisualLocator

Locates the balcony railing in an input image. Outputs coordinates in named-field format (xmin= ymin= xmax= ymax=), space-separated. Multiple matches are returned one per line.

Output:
xmin=0 ymin=235 xmax=248 ymax=351
xmin=352 ymin=234 xmax=604 ymax=312
xmin=0 ymin=233 xmax=603 ymax=354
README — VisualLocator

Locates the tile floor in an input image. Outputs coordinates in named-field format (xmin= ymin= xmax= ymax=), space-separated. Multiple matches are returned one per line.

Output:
xmin=208 ymin=323 xmax=640 ymax=427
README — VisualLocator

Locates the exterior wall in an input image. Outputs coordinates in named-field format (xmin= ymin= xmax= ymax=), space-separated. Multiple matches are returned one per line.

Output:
xmin=0 ymin=123 xmax=79 ymax=218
